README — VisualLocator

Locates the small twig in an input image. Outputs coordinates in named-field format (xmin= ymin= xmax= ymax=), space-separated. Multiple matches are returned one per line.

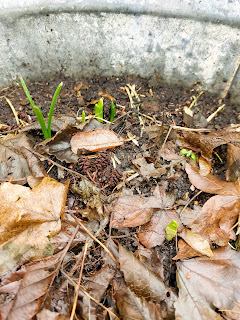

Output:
xmin=70 ymin=213 xmax=120 ymax=268
xmin=189 ymin=91 xmax=204 ymax=109
xmin=221 ymin=57 xmax=240 ymax=99
xmin=157 ymin=124 xmax=173 ymax=161
xmin=70 ymin=240 xmax=89 ymax=320
xmin=67 ymin=215 xmax=110 ymax=275
xmin=62 ymin=270 xmax=120 ymax=319
xmin=206 ymin=104 xmax=225 ymax=122
xmin=180 ymin=190 xmax=202 ymax=217
xmin=25 ymin=148 xmax=87 ymax=180
xmin=42 ymin=226 xmax=80 ymax=308
xmin=5 ymin=97 xmax=24 ymax=126
xmin=172 ymin=125 xmax=214 ymax=132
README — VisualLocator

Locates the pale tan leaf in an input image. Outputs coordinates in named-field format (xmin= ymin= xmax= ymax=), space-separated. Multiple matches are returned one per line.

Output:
xmin=185 ymin=163 xmax=239 ymax=196
xmin=173 ymin=239 xmax=203 ymax=260
xmin=70 ymin=129 xmax=124 ymax=153
xmin=226 ymin=143 xmax=240 ymax=181
xmin=0 ymin=178 xmax=69 ymax=276
xmin=175 ymin=247 xmax=240 ymax=320
xmin=178 ymin=228 xmax=213 ymax=257
xmin=189 ymin=195 xmax=240 ymax=246
xmin=199 ymin=156 xmax=211 ymax=176
xmin=37 ymin=309 xmax=68 ymax=320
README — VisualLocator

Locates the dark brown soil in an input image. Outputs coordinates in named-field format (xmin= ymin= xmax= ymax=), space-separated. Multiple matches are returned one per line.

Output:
xmin=0 ymin=75 xmax=239 ymax=318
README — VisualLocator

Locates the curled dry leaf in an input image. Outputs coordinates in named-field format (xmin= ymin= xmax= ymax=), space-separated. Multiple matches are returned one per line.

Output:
xmin=114 ymin=277 xmax=164 ymax=320
xmin=132 ymin=157 xmax=166 ymax=179
xmin=182 ymin=129 xmax=240 ymax=162
xmin=226 ymin=143 xmax=240 ymax=182
xmin=178 ymin=228 xmax=213 ymax=258
xmin=185 ymin=163 xmax=240 ymax=196
xmin=0 ymin=177 xmax=69 ymax=276
xmin=36 ymin=125 xmax=79 ymax=163
xmin=189 ymin=195 xmax=240 ymax=246
xmin=0 ymin=252 xmax=62 ymax=320
xmin=175 ymin=247 xmax=240 ymax=320
xmin=119 ymin=245 xmax=177 ymax=317
xmin=70 ymin=129 xmax=124 ymax=153
xmin=98 ymin=90 xmax=116 ymax=100
xmin=173 ymin=239 xmax=202 ymax=260
xmin=138 ymin=210 xmax=183 ymax=249
xmin=0 ymin=133 xmax=46 ymax=184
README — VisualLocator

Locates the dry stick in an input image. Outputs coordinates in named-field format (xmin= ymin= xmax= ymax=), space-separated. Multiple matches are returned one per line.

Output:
xmin=68 ymin=214 xmax=109 ymax=276
xmin=221 ymin=57 xmax=240 ymax=99
xmin=42 ymin=225 xmax=80 ymax=308
xmin=180 ymin=190 xmax=202 ymax=217
xmin=25 ymin=148 xmax=89 ymax=180
xmin=70 ymin=240 xmax=89 ymax=320
xmin=206 ymin=104 xmax=225 ymax=123
xmin=70 ymin=213 xmax=120 ymax=268
xmin=5 ymin=97 xmax=22 ymax=126
xmin=62 ymin=270 xmax=120 ymax=320
xmin=157 ymin=124 xmax=173 ymax=161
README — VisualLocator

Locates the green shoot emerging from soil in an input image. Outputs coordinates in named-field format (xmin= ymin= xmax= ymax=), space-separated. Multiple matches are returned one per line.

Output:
xmin=94 ymin=98 xmax=104 ymax=123
xmin=20 ymin=78 xmax=63 ymax=139
xmin=165 ymin=220 xmax=178 ymax=241
xmin=180 ymin=148 xmax=196 ymax=161
xmin=110 ymin=100 xmax=116 ymax=122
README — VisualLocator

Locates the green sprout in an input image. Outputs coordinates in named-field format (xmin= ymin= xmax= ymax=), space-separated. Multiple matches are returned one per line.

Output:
xmin=110 ymin=100 xmax=116 ymax=122
xmin=81 ymin=111 xmax=86 ymax=123
xmin=20 ymin=78 xmax=62 ymax=139
xmin=165 ymin=220 xmax=178 ymax=241
xmin=180 ymin=148 xmax=196 ymax=161
xmin=94 ymin=98 xmax=104 ymax=123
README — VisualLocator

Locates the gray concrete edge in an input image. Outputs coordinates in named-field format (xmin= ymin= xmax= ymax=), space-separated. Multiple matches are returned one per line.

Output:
xmin=1 ymin=0 xmax=240 ymax=27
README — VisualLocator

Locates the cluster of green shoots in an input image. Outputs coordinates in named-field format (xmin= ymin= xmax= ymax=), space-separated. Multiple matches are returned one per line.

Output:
xmin=81 ymin=98 xmax=116 ymax=123
xmin=20 ymin=78 xmax=63 ymax=140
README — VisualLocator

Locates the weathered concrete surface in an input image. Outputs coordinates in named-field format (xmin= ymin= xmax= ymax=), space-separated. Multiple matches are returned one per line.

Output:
xmin=0 ymin=1 xmax=240 ymax=106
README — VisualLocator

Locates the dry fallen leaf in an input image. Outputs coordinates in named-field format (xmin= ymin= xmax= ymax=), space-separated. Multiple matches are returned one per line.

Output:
xmin=110 ymin=184 xmax=176 ymax=230
xmin=181 ymin=129 xmax=240 ymax=162
xmin=98 ymin=90 xmax=116 ymax=100
xmin=36 ymin=125 xmax=79 ymax=163
xmin=114 ymin=277 xmax=164 ymax=320
xmin=185 ymin=163 xmax=240 ymax=196
xmin=0 ymin=252 xmax=63 ymax=320
xmin=175 ymin=246 xmax=240 ymax=320
xmin=110 ymin=195 xmax=157 ymax=229
xmin=36 ymin=309 xmax=68 ymax=320
xmin=0 ymin=177 xmax=69 ymax=276
xmin=70 ymin=129 xmax=124 ymax=153
xmin=188 ymin=195 xmax=240 ymax=246
xmin=173 ymin=239 xmax=203 ymax=260
xmin=178 ymin=228 xmax=213 ymax=258
xmin=138 ymin=210 xmax=182 ymax=249
xmin=226 ymin=143 xmax=240 ymax=182
xmin=0 ymin=133 xmax=46 ymax=184
xmin=119 ymin=245 xmax=177 ymax=317
xmin=132 ymin=157 xmax=166 ymax=179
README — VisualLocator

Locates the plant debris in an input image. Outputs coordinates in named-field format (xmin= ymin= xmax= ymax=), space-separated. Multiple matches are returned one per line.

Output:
xmin=0 ymin=76 xmax=240 ymax=319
